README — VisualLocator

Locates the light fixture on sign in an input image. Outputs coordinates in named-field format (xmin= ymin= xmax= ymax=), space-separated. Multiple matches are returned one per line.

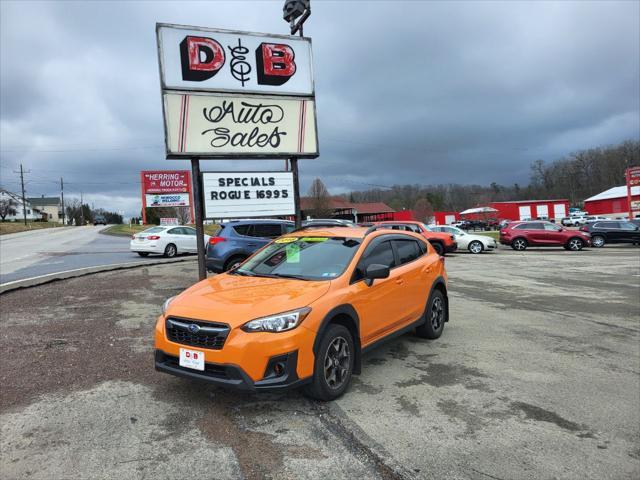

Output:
xmin=283 ymin=0 xmax=310 ymax=35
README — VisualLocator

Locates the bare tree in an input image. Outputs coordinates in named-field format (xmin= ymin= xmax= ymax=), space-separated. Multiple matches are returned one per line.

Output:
xmin=175 ymin=207 xmax=191 ymax=224
xmin=307 ymin=178 xmax=333 ymax=218
xmin=0 ymin=197 xmax=17 ymax=221
xmin=413 ymin=198 xmax=434 ymax=223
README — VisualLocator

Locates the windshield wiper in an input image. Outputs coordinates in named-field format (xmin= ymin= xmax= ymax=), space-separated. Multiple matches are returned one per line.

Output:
xmin=230 ymin=270 xmax=256 ymax=277
xmin=268 ymin=273 xmax=311 ymax=281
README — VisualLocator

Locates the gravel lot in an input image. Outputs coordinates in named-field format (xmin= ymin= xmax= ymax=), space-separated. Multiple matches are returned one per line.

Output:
xmin=1 ymin=245 xmax=638 ymax=480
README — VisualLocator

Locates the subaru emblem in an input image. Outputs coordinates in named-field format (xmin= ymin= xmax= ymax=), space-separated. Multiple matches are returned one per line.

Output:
xmin=188 ymin=324 xmax=200 ymax=334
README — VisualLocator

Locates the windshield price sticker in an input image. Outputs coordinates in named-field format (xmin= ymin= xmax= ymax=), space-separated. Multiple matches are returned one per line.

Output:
xmin=202 ymin=172 xmax=295 ymax=219
xmin=275 ymin=237 xmax=297 ymax=244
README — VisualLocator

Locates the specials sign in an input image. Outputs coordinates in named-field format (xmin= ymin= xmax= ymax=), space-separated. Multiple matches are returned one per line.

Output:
xmin=156 ymin=23 xmax=318 ymax=159
xmin=202 ymin=172 xmax=294 ymax=218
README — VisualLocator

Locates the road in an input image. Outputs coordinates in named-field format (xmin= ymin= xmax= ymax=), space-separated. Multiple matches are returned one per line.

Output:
xmin=0 ymin=226 xmax=185 ymax=285
xmin=1 ymin=245 xmax=638 ymax=479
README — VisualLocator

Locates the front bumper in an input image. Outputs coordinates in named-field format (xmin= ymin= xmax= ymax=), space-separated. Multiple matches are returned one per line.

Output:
xmin=154 ymin=349 xmax=310 ymax=392
xmin=154 ymin=315 xmax=316 ymax=390
xmin=445 ymin=242 xmax=458 ymax=253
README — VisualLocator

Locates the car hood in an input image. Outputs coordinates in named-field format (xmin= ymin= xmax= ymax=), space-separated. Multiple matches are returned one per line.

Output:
xmin=165 ymin=274 xmax=331 ymax=328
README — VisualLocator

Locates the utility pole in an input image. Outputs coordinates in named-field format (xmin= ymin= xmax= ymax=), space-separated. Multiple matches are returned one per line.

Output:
xmin=15 ymin=164 xmax=29 ymax=226
xmin=80 ymin=192 xmax=85 ymax=226
xmin=60 ymin=177 xmax=65 ymax=225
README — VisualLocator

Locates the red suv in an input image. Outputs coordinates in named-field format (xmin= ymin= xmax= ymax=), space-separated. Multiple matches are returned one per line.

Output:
xmin=500 ymin=221 xmax=591 ymax=251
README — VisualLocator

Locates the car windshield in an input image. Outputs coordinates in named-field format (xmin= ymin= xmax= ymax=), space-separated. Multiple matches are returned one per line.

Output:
xmin=142 ymin=227 xmax=166 ymax=234
xmin=234 ymin=236 xmax=362 ymax=281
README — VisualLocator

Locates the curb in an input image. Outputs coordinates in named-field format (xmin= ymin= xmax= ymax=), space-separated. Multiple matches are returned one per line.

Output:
xmin=0 ymin=256 xmax=197 ymax=294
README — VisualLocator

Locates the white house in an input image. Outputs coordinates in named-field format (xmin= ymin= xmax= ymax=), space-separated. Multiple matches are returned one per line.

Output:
xmin=0 ymin=189 xmax=41 ymax=221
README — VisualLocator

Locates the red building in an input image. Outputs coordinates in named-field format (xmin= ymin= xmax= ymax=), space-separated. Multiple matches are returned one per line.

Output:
xmin=488 ymin=199 xmax=570 ymax=221
xmin=433 ymin=211 xmax=460 ymax=225
xmin=584 ymin=186 xmax=640 ymax=216
xmin=300 ymin=198 xmax=395 ymax=222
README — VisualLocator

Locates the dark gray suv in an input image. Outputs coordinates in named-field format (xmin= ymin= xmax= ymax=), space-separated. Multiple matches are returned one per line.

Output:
xmin=206 ymin=219 xmax=294 ymax=272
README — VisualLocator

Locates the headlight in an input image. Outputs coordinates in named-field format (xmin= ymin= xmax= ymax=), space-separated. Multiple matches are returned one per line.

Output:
xmin=242 ymin=307 xmax=311 ymax=333
xmin=162 ymin=296 xmax=176 ymax=316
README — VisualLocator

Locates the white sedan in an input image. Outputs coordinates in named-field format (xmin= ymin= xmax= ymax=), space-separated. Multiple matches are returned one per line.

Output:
xmin=432 ymin=225 xmax=497 ymax=254
xmin=130 ymin=226 xmax=210 ymax=257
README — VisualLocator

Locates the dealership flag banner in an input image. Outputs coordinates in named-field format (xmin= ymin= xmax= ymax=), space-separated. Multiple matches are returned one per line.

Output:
xmin=157 ymin=24 xmax=318 ymax=159
xmin=202 ymin=172 xmax=295 ymax=218
xmin=627 ymin=166 xmax=640 ymax=217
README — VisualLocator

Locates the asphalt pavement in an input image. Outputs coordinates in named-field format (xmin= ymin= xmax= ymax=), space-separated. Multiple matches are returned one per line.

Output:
xmin=0 ymin=226 xmax=189 ymax=285
xmin=1 ymin=245 xmax=638 ymax=479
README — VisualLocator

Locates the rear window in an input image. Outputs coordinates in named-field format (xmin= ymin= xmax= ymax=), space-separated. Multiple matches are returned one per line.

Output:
xmin=232 ymin=224 xmax=252 ymax=236
xmin=142 ymin=227 xmax=165 ymax=234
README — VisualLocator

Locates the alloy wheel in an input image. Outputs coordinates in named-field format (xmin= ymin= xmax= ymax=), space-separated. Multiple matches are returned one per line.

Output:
xmin=431 ymin=296 xmax=444 ymax=330
xmin=568 ymin=239 xmax=582 ymax=251
xmin=166 ymin=245 xmax=176 ymax=257
xmin=592 ymin=236 xmax=604 ymax=247
xmin=324 ymin=337 xmax=350 ymax=389
xmin=513 ymin=239 xmax=526 ymax=251
xmin=469 ymin=241 xmax=483 ymax=254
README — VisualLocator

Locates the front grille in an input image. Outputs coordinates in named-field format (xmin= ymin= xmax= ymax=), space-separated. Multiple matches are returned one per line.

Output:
xmin=162 ymin=354 xmax=230 ymax=379
xmin=165 ymin=317 xmax=230 ymax=350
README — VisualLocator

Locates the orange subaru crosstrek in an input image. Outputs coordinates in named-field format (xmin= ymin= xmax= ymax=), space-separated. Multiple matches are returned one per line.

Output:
xmin=155 ymin=226 xmax=449 ymax=400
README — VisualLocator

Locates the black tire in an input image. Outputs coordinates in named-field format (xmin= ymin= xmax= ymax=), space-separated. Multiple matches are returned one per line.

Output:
xmin=224 ymin=255 xmax=246 ymax=271
xmin=511 ymin=238 xmax=528 ymax=251
xmin=468 ymin=240 xmax=483 ymax=254
xmin=566 ymin=237 xmax=584 ymax=251
xmin=416 ymin=289 xmax=447 ymax=339
xmin=164 ymin=243 xmax=177 ymax=258
xmin=431 ymin=242 xmax=445 ymax=256
xmin=304 ymin=324 xmax=354 ymax=401
xmin=591 ymin=235 xmax=605 ymax=248
xmin=137 ymin=252 xmax=149 ymax=257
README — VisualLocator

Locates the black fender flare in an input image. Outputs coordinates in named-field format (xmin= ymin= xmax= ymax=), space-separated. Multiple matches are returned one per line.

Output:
xmin=426 ymin=276 xmax=449 ymax=323
xmin=313 ymin=304 xmax=362 ymax=375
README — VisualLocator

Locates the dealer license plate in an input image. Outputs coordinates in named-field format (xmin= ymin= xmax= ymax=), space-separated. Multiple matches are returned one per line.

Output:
xmin=179 ymin=348 xmax=205 ymax=371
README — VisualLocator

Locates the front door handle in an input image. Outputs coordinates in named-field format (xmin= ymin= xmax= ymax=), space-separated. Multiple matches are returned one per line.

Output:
xmin=395 ymin=277 xmax=404 ymax=285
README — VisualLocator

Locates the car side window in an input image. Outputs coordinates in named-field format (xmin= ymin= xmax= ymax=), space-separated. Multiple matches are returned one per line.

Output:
xmin=167 ymin=228 xmax=182 ymax=235
xmin=353 ymin=240 xmax=395 ymax=282
xmin=251 ymin=224 xmax=282 ymax=238
xmin=232 ymin=224 xmax=251 ymax=236
xmin=598 ymin=221 xmax=619 ymax=229
xmin=544 ymin=223 xmax=561 ymax=231
xmin=393 ymin=239 xmax=423 ymax=265
xmin=513 ymin=223 xmax=530 ymax=230
xmin=620 ymin=222 xmax=637 ymax=230
xmin=282 ymin=224 xmax=295 ymax=233
xmin=184 ymin=227 xmax=197 ymax=235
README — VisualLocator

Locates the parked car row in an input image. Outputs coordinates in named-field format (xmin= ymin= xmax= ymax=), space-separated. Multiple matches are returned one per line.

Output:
xmin=130 ymin=216 xmax=640 ymax=264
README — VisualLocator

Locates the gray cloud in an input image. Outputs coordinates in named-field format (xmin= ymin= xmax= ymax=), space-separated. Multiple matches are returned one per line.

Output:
xmin=1 ymin=0 xmax=638 ymax=217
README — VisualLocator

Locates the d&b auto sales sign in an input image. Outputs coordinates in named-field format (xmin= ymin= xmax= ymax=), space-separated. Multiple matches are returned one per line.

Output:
xmin=156 ymin=24 xmax=318 ymax=159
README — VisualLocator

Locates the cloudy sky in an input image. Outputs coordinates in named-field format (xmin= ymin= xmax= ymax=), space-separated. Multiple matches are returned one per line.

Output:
xmin=1 ymin=0 xmax=638 ymax=217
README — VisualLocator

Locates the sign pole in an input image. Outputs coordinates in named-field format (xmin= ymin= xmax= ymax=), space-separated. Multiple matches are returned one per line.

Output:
xmin=190 ymin=158 xmax=207 ymax=281
xmin=291 ymin=157 xmax=302 ymax=227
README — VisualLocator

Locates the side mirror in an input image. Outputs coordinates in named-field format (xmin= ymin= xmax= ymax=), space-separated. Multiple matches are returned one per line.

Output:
xmin=364 ymin=263 xmax=390 ymax=286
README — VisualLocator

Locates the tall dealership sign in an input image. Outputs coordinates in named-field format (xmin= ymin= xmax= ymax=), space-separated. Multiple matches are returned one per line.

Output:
xmin=140 ymin=170 xmax=194 ymax=224
xmin=626 ymin=166 xmax=640 ymax=218
xmin=156 ymin=24 xmax=318 ymax=159
xmin=156 ymin=22 xmax=317 ymax=279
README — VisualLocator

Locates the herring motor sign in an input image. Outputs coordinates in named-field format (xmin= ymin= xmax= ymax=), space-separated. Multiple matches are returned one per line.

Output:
xmin=202 ymin=172 xmax=295 ymax=218
xmin=157 ymin=24 xmax=318 ymax=158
